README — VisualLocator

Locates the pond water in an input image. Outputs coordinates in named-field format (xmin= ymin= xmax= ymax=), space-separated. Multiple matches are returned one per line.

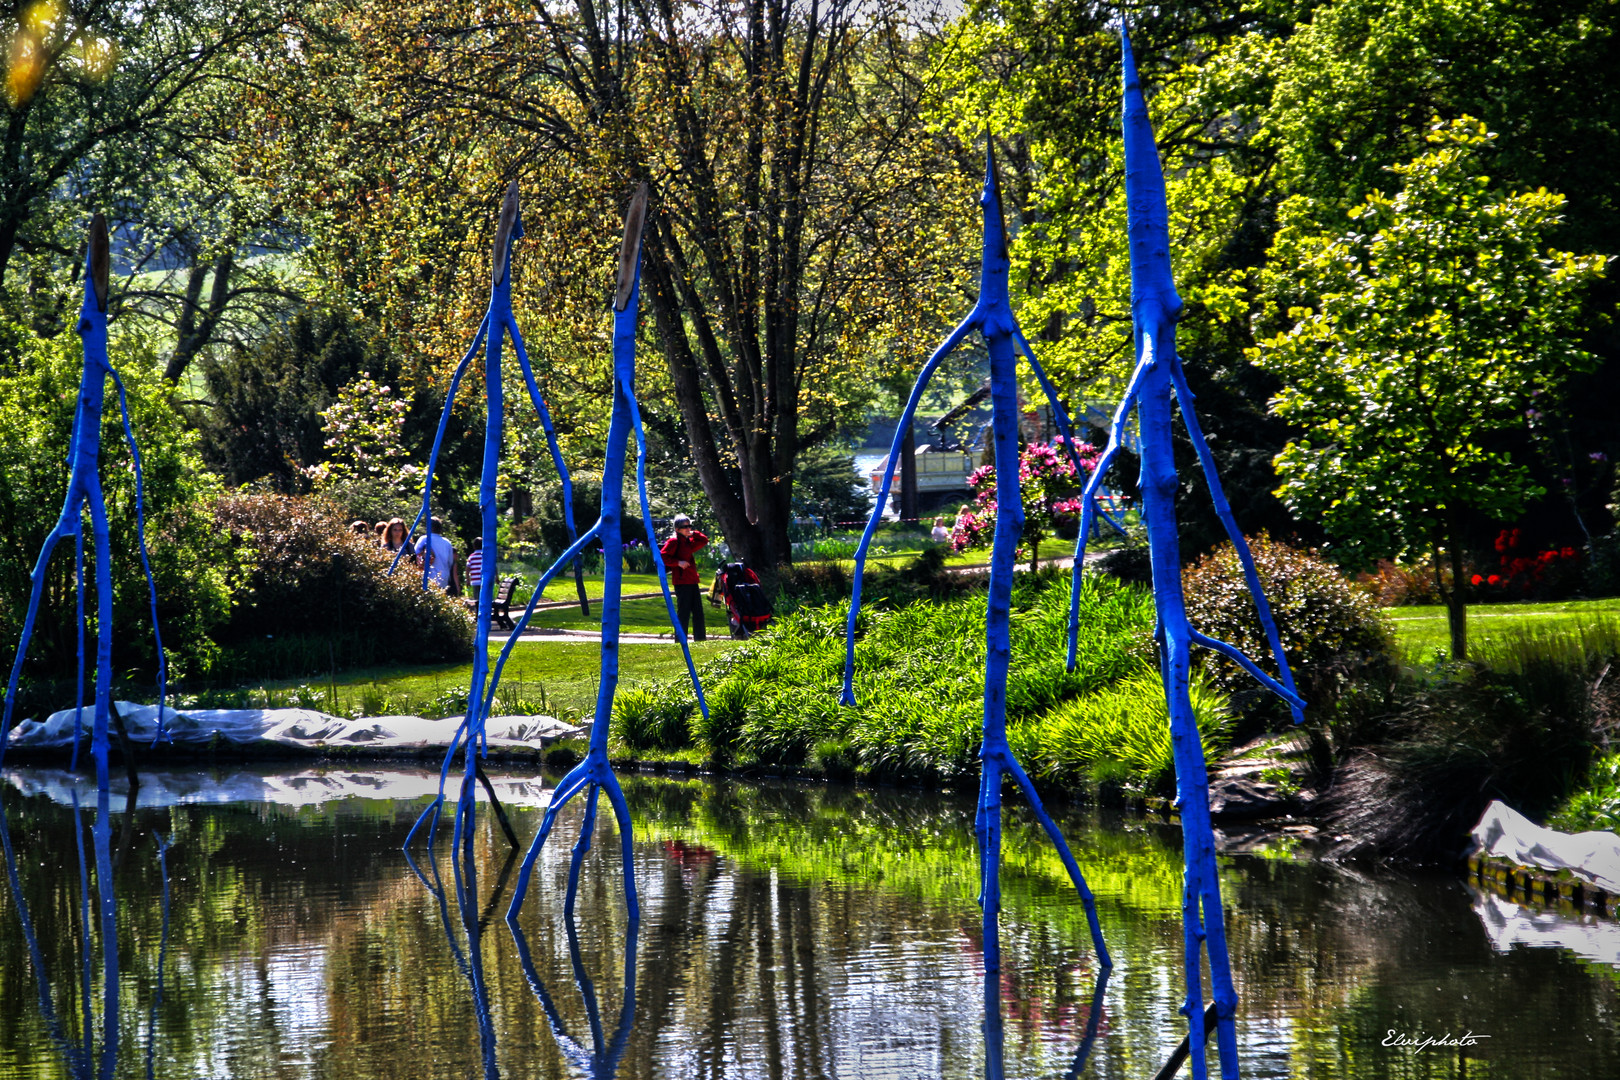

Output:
xmin=1 ymin=767 xmax=1616 ymax=1080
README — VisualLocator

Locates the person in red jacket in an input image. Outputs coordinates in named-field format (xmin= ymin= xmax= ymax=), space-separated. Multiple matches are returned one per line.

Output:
xmin=660 ymin=513 xmax=709 ymax=642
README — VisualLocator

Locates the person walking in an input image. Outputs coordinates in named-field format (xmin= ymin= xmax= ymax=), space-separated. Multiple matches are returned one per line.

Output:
xmin=465 ymin=537 xmax=484 ymax=598
xmin=659 ymin=513 xmax=708 ymax=642
xmin=383 ymin=518 xmax=413 ymax=561
xmin=414 ymin=516 xmax=460 ymax=592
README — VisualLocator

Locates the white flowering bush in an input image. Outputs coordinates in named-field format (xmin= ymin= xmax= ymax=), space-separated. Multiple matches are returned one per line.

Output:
xmin=305 ymin=377 xmax=424 ymax=522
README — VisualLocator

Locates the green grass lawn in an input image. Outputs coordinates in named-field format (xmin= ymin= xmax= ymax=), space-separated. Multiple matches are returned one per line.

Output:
xmin=261 ymin=639 xmax=737 ymax=720
xmin=1386 ymin=596 xmax=1620 ymax=659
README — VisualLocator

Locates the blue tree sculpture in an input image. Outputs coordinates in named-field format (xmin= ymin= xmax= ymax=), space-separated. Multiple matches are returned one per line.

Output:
xmin=0 ymin=215 xmax=173 ymax=1079
xmin=0 ymin=214 xmax=169 ymax=772
xmin=505 ymin=184 xmax=709 ymax=922
xmin=841 ymin=153 xmax=1112 ymax=978
xmin=403 ymin=183 xmax=706 ymax=884
xmin=1054 ymin=29 xmax=1307 ymax=1079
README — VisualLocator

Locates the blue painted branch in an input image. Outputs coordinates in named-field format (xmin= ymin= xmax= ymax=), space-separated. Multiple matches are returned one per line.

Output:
xmin=840 ymin=310 xmax=979 ymax=706
xmin=624 ymin=386 xmax=708 ymax=719
xmin=388 ymin=311 xmax=488 ymax=580
xmin=109 ymin=370 xmax=169 ymax=743
xmin=1167 ymin=357 xmax=1304 ymax=724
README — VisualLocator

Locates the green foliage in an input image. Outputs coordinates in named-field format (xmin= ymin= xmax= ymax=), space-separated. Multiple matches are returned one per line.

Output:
xmin=1010 ymin=671 xmax=1231 ymax=797
xmin=1549 ymin=752 xmax=1620 ymax=834
xmin=0 ymin=324 xmax=236 ymax=683
xmin=210 ymin=494 xmax=472 ymax=674
xmin=789 ymin=447 xmax=872 ymax=526
xmin=525 ymin=476 xmax=644 ymax=562
xmin=776 ymin=545 xmax=993 ymax=611
xmin=1256 ymin=119 xmax=1606 ymax=571
xmin=613 ymin=685 xmax=694 ymax=753
xmin=193 ymin=307 xmax=479 ymax=529
xmin=1182 ymin=534 xmax=1395 ymax=719
xmin=641 ymin=573 xmax=1214 ymax=792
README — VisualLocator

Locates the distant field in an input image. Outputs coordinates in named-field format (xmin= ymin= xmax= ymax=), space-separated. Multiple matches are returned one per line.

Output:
xmin=1386 ymin=597 xmax=1620 ymax=660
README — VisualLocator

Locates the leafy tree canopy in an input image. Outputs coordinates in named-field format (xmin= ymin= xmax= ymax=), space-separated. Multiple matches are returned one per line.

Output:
xmin=1251 ymin=118 xmax=1607 ymax=657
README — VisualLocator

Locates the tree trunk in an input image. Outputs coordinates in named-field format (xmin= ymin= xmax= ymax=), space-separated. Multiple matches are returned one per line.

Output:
xmin=899 ymin=422 xmax=918 ymax=522
xmin=166 ymin=250 xmax=235 ymax=383
xmin=1029 ymin=534 xmax=1040 ymax=574
xmin=1445 ymin=514 xmax=1468 ymax=660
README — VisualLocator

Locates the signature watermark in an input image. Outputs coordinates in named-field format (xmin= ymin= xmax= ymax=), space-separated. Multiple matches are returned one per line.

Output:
xmin=1384 ymin=1030 xmax=1491 ymax=1053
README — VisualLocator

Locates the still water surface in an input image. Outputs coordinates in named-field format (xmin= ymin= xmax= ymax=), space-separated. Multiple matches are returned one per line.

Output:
xmin=0 ymin=768 xmax=1616 ymax=1079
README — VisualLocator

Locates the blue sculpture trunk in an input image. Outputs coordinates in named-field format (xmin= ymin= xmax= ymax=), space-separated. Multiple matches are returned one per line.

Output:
xmin=843 ymin=151 xmax=1113 ymax=988
xmin=0 ymin=215 xmax=172 ymax=1078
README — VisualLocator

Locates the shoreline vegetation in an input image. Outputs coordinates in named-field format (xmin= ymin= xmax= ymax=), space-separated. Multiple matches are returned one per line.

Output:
xmin=28 ymin=543 xmax=1619 ymax=871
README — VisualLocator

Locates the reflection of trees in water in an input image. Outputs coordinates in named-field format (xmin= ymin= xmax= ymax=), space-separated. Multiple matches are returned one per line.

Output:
xmin=4 ymin=778 xmax=1619 ymax=1078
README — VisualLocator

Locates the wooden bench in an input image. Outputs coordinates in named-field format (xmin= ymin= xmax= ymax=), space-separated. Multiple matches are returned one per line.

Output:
xmin=464 ymin=576 xmax=521 ymax=630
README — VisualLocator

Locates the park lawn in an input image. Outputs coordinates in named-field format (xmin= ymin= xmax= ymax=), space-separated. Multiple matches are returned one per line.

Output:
xmin=516 ymin=594 xmax=703 ymax=635
xmin=495 ymin=565 xmax=665 ymax=602
xmin=266 ymin=638 xmax=737 ymax=720
xmin=1386 ymin=597 xmax=1620 ymax=660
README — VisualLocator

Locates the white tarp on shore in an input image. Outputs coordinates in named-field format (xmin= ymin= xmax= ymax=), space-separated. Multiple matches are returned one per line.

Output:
xmin=1470 ymin=799 xmax=1620 ymax=894
xmin=2 ymin=766 xmax=557 ymax=809
xmin=5 ymin=701 xmax=583 ymax=752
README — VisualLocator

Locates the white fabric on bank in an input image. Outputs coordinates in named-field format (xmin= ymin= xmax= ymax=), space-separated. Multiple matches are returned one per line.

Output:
xmin=2 ymin=766 xmax=558 ymax=810
xmin=6 ymin=701 xmax=583 ymax=752
xmin=1470 ymin=799 xmax=1620 ymax=894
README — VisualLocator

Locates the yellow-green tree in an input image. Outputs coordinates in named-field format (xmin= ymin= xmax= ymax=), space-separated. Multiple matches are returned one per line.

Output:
xmin=256 ymin=0 xmax=976 ymax=566
xmin=1252 ymin=120 xmax=1607 ymax=659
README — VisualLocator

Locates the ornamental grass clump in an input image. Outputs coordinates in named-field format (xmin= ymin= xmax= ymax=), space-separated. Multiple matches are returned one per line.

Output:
xmin=1010 ymin=671 xmax=1231 ymax=796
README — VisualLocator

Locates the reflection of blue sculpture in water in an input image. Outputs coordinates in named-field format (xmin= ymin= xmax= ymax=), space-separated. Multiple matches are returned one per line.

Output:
xmin=511 ymin=905 xmax=638 ymax=1080
xmin=983 ymin=966 xmax=1108 ymax=1080
xmin=505 ymin=184 xmax=707 ymax=921
xmin=0 ymin=216 xmax=173 ymax=1079
xmin=1060 ymin=30 xmax=1305 ymax=1080
xmin=842 ymin=151 xmax=1112 ymax=979
xmin=403 ymin=184 xmax=705 ymax=907
xmin=404 ymin=811 xmax=511 ymax=1079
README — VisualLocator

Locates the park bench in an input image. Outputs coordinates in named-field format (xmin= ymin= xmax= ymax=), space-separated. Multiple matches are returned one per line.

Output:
xmin=464 ymin=576 xmax=521 ymax=630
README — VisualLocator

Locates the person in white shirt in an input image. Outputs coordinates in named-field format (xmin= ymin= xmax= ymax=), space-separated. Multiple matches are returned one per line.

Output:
xmin=931 ymin=516 xmax=950 ymax=543
xmin=414 ymin=516 xmax=459 ymax=591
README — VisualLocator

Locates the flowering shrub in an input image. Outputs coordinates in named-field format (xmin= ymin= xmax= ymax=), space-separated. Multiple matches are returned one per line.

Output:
xmin=1468 ymin=528 xmax=1583 ymax=601
xmin=951 ymin=438 xmax=1101 ymax=569
xmin=1183 ymin=534 xmax=1392 ymax=723
xmin=304 ymin=377 xmax=424 ymax=523
xmin=212 ymin=494 xmax=472 ymax=666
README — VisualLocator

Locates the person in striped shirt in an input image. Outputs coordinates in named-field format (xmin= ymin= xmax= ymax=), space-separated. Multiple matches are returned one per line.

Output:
xmin=465 ymin=536 xmax=484 ymax=598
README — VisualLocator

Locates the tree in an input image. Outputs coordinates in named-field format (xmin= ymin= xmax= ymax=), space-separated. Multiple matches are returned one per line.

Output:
xmin=192 ymin=308 xmax=483 ymax=529
xmin=937 ymin=0 xmax=1620 ymax=557
xmin=258 ymin=0 xmax=975 ymax=568
xmin=0 ymin=0 xmax=294 ymax=364
xmin=1252 ymin=119 xmax=1607 ymax=659
xmin=0 ymin=322 xmax=236 ymax=683
xmin=951 ymin=438 xmax=1099 ymax=571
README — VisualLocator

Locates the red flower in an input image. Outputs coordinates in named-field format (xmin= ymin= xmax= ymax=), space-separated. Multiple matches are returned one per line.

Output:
xmin=1470 ymin=574 xmax=1483 ymax=586
xmin=1487 ymin=575 xmax=1501 ymax=586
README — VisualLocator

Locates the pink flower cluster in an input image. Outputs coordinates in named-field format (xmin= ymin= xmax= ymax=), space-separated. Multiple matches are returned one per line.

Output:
xmin=949 ymin=437 xmax=1100 ymax=555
